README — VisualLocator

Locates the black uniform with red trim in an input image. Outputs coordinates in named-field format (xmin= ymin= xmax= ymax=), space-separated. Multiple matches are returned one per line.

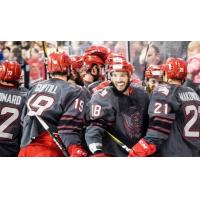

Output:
xmin=85 ymin=84 xmax=149 ymax=156
xmin=144 ymin=83 xmax=200 ymax=156
xmin=0 ymin=84 xmax=27 ymax=156
xmin=20 ymin=78 xmax=87 ymax=149
xmin=184 ymin=79 xmax=200 ymax=97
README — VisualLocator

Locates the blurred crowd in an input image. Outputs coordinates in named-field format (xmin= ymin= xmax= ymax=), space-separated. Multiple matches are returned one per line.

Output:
xmin=0 ymin=41 xmax=199 ymax=85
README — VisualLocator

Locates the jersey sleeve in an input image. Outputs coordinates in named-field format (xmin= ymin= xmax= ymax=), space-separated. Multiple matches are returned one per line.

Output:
xmin=85 ymin=88 xmax=116 ymax=153
xmin=144 ymin=85 xmax=176 ymax=147
xmin=57 ymin=86 xmax=87 ymax=148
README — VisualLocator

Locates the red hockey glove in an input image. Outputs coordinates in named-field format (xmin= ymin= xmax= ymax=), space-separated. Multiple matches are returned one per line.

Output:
xmin=90 ymin=152 xmax=111 ymax=157
xmin=128 ymin=138 xmax=156 ymax=157
xmin=67 ymin=144 xmax=88 ymax=157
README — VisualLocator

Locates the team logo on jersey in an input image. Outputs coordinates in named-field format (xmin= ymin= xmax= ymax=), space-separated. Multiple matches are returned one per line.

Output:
xmin=157 ymin=85 xmax=169 ymax=96
xmin=121 ymin=106 xmax=142 ymax=139
xmin=99 ymin=89 xmax=108 ymax=97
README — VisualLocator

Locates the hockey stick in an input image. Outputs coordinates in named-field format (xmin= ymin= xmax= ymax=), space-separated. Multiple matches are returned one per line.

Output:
xmin=42 ymin=41 xmax=48 ymax=80
xmin=35 ymin=114 xmax=68 ymax=157
xmin=106 ymin=131 xmax=131 ymax=152
xmin=42 ymin=41 xmax=48 ymax=58
xmin=142 ymin=41 xmax=152 ymax=86
xmin=125 ymin=41 xmax=131 ymax=63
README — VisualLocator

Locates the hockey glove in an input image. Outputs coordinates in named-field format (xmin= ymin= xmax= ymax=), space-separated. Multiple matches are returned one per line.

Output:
xmin=67 ymin=144 xmax=88 ymax=157
xmin=128 ymin=138 xmax=156 ymax=157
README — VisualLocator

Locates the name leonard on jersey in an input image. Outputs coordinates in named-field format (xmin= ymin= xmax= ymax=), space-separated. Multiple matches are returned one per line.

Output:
xmin=0 ymin=92 xmax=22 ymax=105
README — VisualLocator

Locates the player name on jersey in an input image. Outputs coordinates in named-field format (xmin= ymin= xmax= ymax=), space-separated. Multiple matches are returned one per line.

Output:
xmin=34 ymin=84 xmax=58 ymax=94
xmin=179 ymin=91 xmax=200 ymax=101
xmin=0 ymin=92 xmax=22 ymax=105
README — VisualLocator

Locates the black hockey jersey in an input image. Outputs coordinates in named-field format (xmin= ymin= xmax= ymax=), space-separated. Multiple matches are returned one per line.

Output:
xmin=88 ymin=80 xmax=102 ymax=94
xmin=0 ymin=85 xmax=27 ymax=156
xmin=20 ymin=78 xmax=87 ymax=148
xmin=145 ymin=83 xmax=200 ymax=156
xmin=85 ymin=84 xmax=149 ymax=156
xmin=184 ymin=79 xmax=200 ymax=97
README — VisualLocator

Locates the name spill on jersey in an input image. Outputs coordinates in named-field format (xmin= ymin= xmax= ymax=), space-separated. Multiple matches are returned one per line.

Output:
xmin=121 ymin=107 xmax=143 ymax=140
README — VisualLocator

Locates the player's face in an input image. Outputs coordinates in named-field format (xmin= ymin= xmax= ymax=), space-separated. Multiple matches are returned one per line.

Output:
xmin=83 ymin=73 xmax=94 ymax=84
xmin=91 ymin=65 xmax=98 ymax=76
xmin=146 ymin=78 xmax=159 ymax=93
xmin=148 ymin=78 xmax=158 ymax=88
xmin=163 ymin=72 xmax=168 ymax=83
xmin=111 ymin=71 xmax=129 ymax=92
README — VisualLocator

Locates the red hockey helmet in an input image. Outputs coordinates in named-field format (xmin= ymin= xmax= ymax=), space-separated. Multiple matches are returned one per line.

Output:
xmin=0 ymin=60 xmax=21 ymax=83
xmin=48 ymin=52 xmax=71 ymax=73
xmin=105 ymin=53 xmax=126 ymax=65
xmin=82 ymin=54 xmax=104 ymax=71
xmin=145 ymin=64 xmax=162 ymax=79
xmin=70 ymin=55 xmax=83 ymax=70
xmin=108 ymin=61 xmax=133 ymax=76
xmin=84 ymin=45 xmax=110 ymax=62
xmin=162 ymin=57 xmax=187 ymax=80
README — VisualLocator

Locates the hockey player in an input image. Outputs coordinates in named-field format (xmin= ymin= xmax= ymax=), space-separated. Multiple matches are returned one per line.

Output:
xmin=19 ymin=52 xmax=88 ymax=157
xmin=85 ymin=59 xmax=149 ymax=156
xmin=144 ymin=64 xmax=163 ymax=94
xmin=81 ymin=54 xmax=105 ymax=87
xmin=0 ymin=60 xmax=27 ymax=156
xmin=129 ymin=57 xmax=200 ymax=157
xmin=69 ymin=55 xmax=84 ymax=86
xmin=88 ymin=53 xmax=126 ymax=94
xmin=91 ymin=53 xmax=142 ymax=94
xmin=82 ymin=45 xmax=110 ymax=92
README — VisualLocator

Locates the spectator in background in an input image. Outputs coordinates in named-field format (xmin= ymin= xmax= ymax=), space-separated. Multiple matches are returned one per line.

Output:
xmin=131 ymin=41 xmax=144 ymax=79
xmin=12 ymin=46 xmax=24 ymax=65
xmin=2 ymin=47 xmax=12 ymax=60
xmin=0 ymin=42 xmax=5 ymax=61
xmin=4 ymin=41 xmax=14 ymax=49
xmin=21 ymin=41 xmax=31 ymax=50
xmin=153 ymin=41 xmax=190 ymax=61
xmin=139 ymin=44 xmax=162 ymax=82
xmin=145 ymin=45 xmax=162 ymax=65
xmin=184 ymin=41 xmax=200 ymax=96
xmin=26 ymin=48 xmax=46 ymax=86
xmin=114 ymin=41 xmax=126 ymax=57
xmin=104 ymin=41 xmax=117 ymax=51
xmin=71 ymin=41 xmax=92 ymax=55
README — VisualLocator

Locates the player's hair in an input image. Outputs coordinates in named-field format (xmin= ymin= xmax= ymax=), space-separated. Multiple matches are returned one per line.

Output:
xmin=49 ymin=72 xmax=68 ymax=78
xmin=151 ymin=45 xmax=160 ymax=54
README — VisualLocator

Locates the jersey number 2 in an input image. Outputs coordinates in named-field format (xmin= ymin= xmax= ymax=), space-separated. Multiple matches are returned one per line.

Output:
xmin=0 ymin=107 xmax=19 ymax=139
xmin=184 ymin=105 xmax=200 ymax=137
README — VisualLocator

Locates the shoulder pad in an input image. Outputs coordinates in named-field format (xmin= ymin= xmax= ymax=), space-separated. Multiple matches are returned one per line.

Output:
xmin=93 ymin=87 xmax=111 ymax=99
xmin=155 ymin=84 xmax=170 ymax=96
